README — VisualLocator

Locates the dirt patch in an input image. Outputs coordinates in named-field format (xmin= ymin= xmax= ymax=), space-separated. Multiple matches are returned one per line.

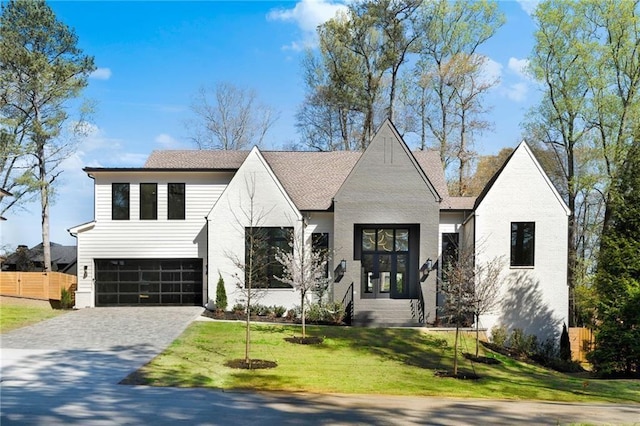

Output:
xmin=224 ymin=359 xmax=277 ymax=370
xmin=0 ymin=296 xmax=52 ymax=308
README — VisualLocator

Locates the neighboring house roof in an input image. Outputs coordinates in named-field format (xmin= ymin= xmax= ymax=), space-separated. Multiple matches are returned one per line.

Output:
xmin=2 ymin=242 xmax=77 ymax=272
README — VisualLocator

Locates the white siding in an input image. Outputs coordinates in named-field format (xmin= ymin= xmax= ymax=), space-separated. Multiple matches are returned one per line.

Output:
xmin=74 ymin=171 xmax=232 ymax=308
xmin=475 ymin=143 xmax=569 ymax=342
xmin=207 ymin=148 xmax=303 ymax=310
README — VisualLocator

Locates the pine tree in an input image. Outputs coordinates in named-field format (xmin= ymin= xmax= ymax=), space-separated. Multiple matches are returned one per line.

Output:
xmin=215 ymin=274 xmax=227 ymax=312
xmin=589 ymin=138 xmax=640 ymax=376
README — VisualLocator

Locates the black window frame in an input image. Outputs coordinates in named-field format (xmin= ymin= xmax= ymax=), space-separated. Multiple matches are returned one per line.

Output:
xmin=511 ymin=222 xmax=535 ymax=267
xmin=245 ymin=226 xmax=293 ymax=289
xmin=140 ymin=183 xmax=158 ymax=220
xmin=355 ymin=225 xmax=419 ymax=299
xmin=312 ymin=232 xmax=330 ymax=278
xmin=168 ymin=183 xmax=185 ymax=220
xmin=112 ymin=183 xmax=130 ymax=220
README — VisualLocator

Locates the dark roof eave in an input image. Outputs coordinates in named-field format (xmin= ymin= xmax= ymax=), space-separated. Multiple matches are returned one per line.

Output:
xmin=83 ymin=167 xmax=239 ymax=173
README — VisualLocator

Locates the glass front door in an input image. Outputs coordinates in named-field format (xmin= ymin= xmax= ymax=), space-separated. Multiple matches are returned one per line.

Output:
xmin=360 ymin=228 xmax=410 ymax=298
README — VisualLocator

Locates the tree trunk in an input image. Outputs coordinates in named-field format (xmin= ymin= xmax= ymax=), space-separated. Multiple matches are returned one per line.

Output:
xmin=301 ymin=292 xmax=306 ymax=339
xmin=453 ymin=323 xmax=460 ymax=375
xmin=475 ymin=313 xmax=480 ymax=358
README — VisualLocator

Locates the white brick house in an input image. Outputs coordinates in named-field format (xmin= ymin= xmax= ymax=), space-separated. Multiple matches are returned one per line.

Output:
xmin=69 ymin=120 xmax=569 ymax=341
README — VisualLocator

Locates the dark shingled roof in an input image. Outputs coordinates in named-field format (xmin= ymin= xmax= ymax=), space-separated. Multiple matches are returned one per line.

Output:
xmin=142 ymin=149 xmax=475 ymax=211
xmin=2 ymin=242 xmax=76 ymax=272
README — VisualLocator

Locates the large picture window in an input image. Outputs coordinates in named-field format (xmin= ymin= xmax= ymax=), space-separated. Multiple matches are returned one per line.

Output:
xmin=511 ymin=222 xmax=535 ymax=267
xmin=245 ymin=227 xmax=293 ymax=289
xmin=112 ymin=183 xmax=130 ymax=220
xmin=140 ymin=183 xmax=157 ymax=220
xmin=168 ymin=183 xmax=185 ymax=220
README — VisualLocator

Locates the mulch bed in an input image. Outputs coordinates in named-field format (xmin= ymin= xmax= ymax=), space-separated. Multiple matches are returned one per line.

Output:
xmin=434 ymin=370 xmax=480 ymax=380
xmin=224 ymin=359 xmax=278 ymax=370
xmin=201 ymin=309 xmax=343 ymax=326
xmin=284 ymin=336 xmax=324 ymax=345
xmin=463 ymin=352 xmax=502 ymax=365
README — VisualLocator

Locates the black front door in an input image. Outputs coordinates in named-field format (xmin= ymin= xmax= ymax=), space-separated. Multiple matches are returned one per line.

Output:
xmin=360 ymin=228 xmax=411 ymax=299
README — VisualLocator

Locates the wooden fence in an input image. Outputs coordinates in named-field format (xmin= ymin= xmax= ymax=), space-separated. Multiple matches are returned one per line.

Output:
xmin=0 ymin=271 xmax=77 ymax=301
xmin=569 ymin=327 xmax=594 ymax=363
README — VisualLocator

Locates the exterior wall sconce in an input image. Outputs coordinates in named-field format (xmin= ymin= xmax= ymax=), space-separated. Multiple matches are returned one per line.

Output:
xmin=334 ymin=259 xmax=347 ymax=283
xmin=83 ymin=265 xmax=88 ymax=279
xmin=420 ymin=258 xmax=434 ymax=282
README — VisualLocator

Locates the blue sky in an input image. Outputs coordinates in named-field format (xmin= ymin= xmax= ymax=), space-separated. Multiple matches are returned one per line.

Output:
xmin=1 ymin=0 xmax=540 ymax=252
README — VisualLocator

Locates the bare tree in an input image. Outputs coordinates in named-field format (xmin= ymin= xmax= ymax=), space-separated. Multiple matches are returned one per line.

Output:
xmin=187 ymin=82 xmax=279 ymax=150
xmin=275 ymin=220 xmax=329 ymax=339
xmin=441 ymin=242 xmax=505 ymax=373
xmin=472 ymin=255 xmax=504 ymax=357
xmin=226 ymin=175 xmax=275 ymax=366
xmin=440 ymin=245 xmax=475 ymax=376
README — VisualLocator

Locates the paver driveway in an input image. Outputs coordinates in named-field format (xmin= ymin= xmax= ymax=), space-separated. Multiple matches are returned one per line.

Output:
xmin=1 ymin=306 xmax=204 ymax=384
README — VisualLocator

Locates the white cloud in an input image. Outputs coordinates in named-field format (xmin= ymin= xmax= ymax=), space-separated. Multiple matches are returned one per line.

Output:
xmin=90 ymin=67 xmax=112 ymax=80
xmin=155 ymin=133 xmax=188 ymax=149
xmin=508 ymin=57 xmax=531 ymax=80
xmin=267 ymin=0 xmax=348 ymax=51
xmin=505 ymin=82 xmax=529 ymax=102
xmin=481 ymin=57 xmax=503 ymax=86
xmin=516 ymin=0 xmax=540 ymax=16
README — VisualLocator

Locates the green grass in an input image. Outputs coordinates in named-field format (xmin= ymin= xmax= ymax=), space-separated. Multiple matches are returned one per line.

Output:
xmin=124 ymin=321 xmax=640 ymax=403
xmin=0 ymin=300 xmax=67 ymax=332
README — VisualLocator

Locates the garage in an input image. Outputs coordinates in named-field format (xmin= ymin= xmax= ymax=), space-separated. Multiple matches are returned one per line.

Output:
xmin=95 ymin=259 xmax=203 ymax=306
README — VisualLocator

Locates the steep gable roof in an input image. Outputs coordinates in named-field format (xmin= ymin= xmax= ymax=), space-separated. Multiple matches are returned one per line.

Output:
xmin=335 ymin=120 xmax=442 ymax=203
xmin=474 ymin=141 xmax=570 ymax=215
xmin=206 ymin=146 xmax=301 ymax=221
xmin=118 ymin=131 xmax=478 ymax=211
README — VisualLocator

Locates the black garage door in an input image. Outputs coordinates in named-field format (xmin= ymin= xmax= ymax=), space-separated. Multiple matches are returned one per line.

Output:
xmin=95 ymin=259 xmax=203 ymax=306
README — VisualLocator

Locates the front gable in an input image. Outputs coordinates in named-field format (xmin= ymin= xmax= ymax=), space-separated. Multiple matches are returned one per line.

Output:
xmin=207 ymin=146 xmax=302 ymax=307
xmin=207 ymin=146 xmax=301 ymax=224
xmin=334 ymin=120 xmax=441 ymax=205
xmin=474 ymin=141 xmax=569 ymax=341
xmin=475 ymin=142 xmax=570 ymax=216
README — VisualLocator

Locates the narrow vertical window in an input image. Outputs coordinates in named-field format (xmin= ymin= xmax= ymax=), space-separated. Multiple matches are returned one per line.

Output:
xmin=140 ymin=183 xmax=157 ymax=220
xmin=312 ymin=233 xmax=329 ymax=278
xmin=112 ymin=183 xmax=130 ymax=220
xmin=511 ymin=222 xmax=535 ymax=266
xmin=168 ymin=183 xmax=185 ymax=220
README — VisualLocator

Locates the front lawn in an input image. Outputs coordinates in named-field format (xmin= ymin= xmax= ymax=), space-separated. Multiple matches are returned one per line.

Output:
xmin=122 ymin=321 xmax=640 ymax=403
xmin=0 ymin=298 xmax=67 ymax=332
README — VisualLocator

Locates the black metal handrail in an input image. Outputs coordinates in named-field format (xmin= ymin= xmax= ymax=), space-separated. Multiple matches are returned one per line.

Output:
xmin=411 ymin=281 xmax=425 ymax=324
xmin=341 ymin=282 xmax=354 ymax=325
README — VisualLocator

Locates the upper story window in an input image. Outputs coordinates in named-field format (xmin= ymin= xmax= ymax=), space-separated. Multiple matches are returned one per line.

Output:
xmin=112 ymin=183 xmax=130 ymax=220
xmin=511 ymin=222 xmax=535 ymax=267
xmin=168 ymin=183 xmax=185 ymax=220
xmin=245 ymin=227 xmax=293 ymax=289
xmin=140 ymin=183 xmax=157 ymax=220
